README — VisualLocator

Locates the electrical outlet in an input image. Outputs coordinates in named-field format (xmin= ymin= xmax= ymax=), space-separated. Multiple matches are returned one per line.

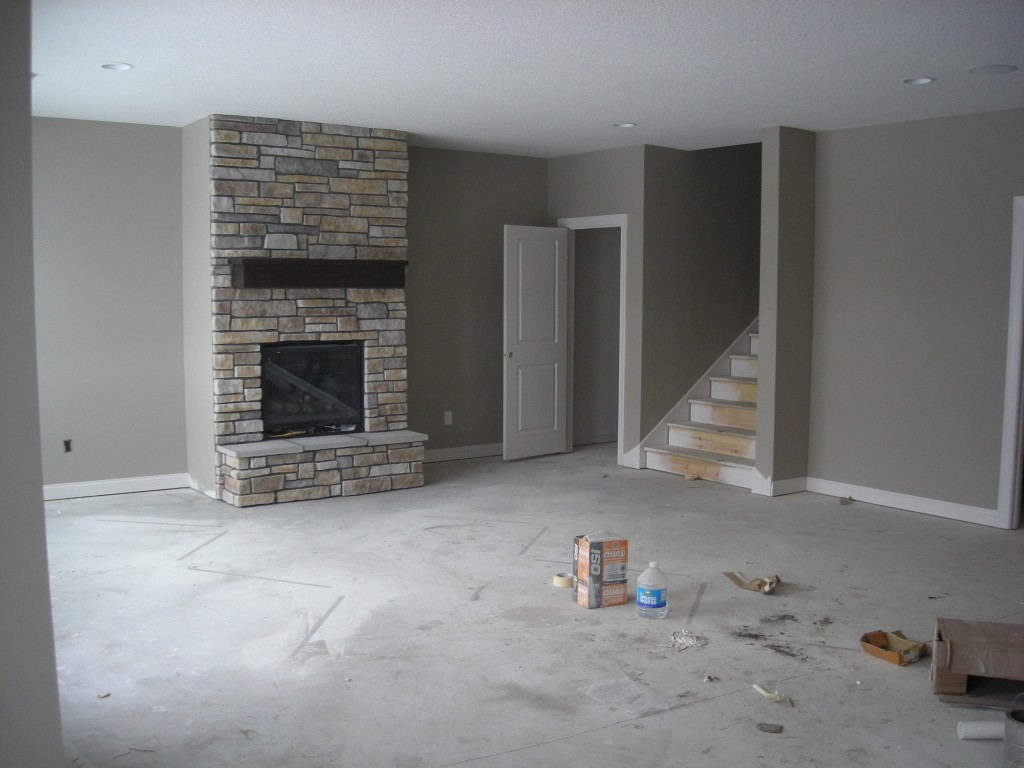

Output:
xmin=443 ymin=411 xmax=453 ymax=426
xmin=63 ymin=439 xmax=72 ymax=453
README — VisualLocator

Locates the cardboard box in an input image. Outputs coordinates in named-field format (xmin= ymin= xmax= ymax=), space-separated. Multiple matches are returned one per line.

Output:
xmin=573 ymin=533 xmax=628 ymax=608
xmin=931 ymin=617 xmax=1024 ymax=698
xmin=859 ymin=630 xmax=928 ymax=666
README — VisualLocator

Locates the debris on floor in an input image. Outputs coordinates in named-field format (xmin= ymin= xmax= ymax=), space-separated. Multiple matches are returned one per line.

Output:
xmin=703 ymin=675 xmax=719 ymax=682
xmin=658 ymin=629 xmax=709 ymax=651
xmin=932 ymin=617 xmax=1024 ymax=707
xmin=724 ymin=571 xmax=781 ymax=594
xmin=582 ymin=677 xmax=685 ymax=716
xmin=757 ymin=723 xmax=784 ymax=733
xmin=753 ymin=684 xmax=792 ymax=706
xmin=859 ymin=630 xmax=928 ymax=666
xmin=839 ymin=496 xmax=854 ymax=505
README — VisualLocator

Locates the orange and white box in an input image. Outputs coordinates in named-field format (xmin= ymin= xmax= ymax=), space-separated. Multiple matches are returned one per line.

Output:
xmin=573 ymin=533 xmax=629 ymax=608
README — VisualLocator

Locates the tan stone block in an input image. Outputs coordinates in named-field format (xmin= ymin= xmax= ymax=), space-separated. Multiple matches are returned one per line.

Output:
xmin=277 ymin=487 xmax=331 ymax=503
xmin=211 ymin=179 xmax=259 ymax=196
xmin=384 ymin=369 xmax=408 ymax=381
xmin=389 ymin=447 xmax=423 ymax=463
xmin=213 ymin=331 xmax=279 ymax=345
xmin=302 ymin=133 xmax=357 ymax=148
xmin=260 ymin=182 xmax=294 ymax=198
xmin=223 ymin=475 xmax=251 ymax=495
xmin=353 ymin=452 xmax=387 ymax=467
xmin=342 ymin=477 xmax=391 ymax=496
xmin=314 ymin=470 xmax=341 ymax=486
xmin=235 ymin=468 xmax=271 ymax=480
xmin=235 ymin=493 xmax=278 ymax=507
xmin=280 ymin=208 xmax=304 ymax=224
xmin=293 ymin=193 xmax=350 ymax=209
xmin=212 ymin=143 xmax=258 ymax=158
xmin=314 ymin=147 xmax=353 ymax=160
xmin=359 ymin=138 xmax=407 ymax=152
xmin=391 ymin=473 xmax=424 ymax=490
xmin=231 ymin=318 xmax=278 ymax=331
xmin=249 ymin=474 xmax=284 ymax=493
xmin=342 ymin=467 xmax=369 ymax=480
xmin=320 ymin=216 xmax=369 ymax=233
xmin=369 ymin=464 xmax=407 ymax=477
xmin=329 ymin=178 xmax=388 ymax=195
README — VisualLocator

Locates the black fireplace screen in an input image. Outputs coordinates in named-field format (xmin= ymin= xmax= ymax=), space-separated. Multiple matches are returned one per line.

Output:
xmin=260 ymin=341 xmax=363 ymax=437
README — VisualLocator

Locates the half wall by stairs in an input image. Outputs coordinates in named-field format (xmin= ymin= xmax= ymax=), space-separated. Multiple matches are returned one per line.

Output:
xmin=645 ymin=332 xmax=759 ymax=489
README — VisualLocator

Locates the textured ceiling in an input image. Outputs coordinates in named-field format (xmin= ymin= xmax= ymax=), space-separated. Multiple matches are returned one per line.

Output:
xmin=30 ymin=0 xmax=1024 ymax=157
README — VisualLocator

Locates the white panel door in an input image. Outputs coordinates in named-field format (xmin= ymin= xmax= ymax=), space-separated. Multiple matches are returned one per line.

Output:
xmin=503 ymin=225 xmax=569 ymax=460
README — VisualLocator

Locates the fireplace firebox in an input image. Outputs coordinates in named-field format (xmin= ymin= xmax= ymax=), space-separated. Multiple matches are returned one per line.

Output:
xmin=260 ymin=341 xmax=363 ymax=437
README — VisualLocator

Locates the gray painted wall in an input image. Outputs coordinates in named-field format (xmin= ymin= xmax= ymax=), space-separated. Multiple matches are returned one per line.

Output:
xmin=549 ymin=145 xmax=645 ymax=451
xmin=0 ymin=0 xmax=66 ymax=762
xmin=406 ymin=147 xmax=548 ymax=450
xmin=182 ymin=117 xmax=216 ymax=494
xmin=642 ymin=144 xmax=761 ymax=436
xmin=810 ymin=108 xmax=1024 ymax=508
xmin=572 ymin=227 xmax=620 ymax=445
xmin=32 ymin=117 xmax=186 ymax=485
xmin=757 ymin=128 xmax=815 ymax=484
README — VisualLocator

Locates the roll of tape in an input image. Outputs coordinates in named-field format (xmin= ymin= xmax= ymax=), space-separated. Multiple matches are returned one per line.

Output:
xmin=552 ymin=572 xmax=573 ymax=588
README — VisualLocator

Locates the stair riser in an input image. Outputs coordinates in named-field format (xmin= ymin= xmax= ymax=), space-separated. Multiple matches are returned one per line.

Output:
xmin=730 ymin=358 xmax=758 ymax=378
xmin=646 ymin=451 xmax=754 ymax=489
xmin=749 ymin=334 xmax=760 ymax=356
xmin=690 ymin=402 xmax=757 ymax=431
xmin=710 ymin=379 xmax=757 ymax=403
xmin=668 ymin=426 xmax=755 ymax=459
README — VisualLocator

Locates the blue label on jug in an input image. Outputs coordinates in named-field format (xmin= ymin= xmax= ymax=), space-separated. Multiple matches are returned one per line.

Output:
xmin=637 ymin=587 xmax=666 ymax=609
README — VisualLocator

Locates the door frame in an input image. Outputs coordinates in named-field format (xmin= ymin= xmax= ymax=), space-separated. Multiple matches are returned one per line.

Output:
xmin=557 ymin=214 xmax=640 ymax=469
xmin=998 ymin=195 xmax=1024 ymax=529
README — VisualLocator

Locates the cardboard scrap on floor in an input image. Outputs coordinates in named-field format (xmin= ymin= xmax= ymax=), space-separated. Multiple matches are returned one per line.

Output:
xmin=859 ymin=630 xmax=928 ymax=666
xmin=931 ymin=617 xmax=1024 ymax=709
xmin=723 ymin=570 xmax=781 ymax=594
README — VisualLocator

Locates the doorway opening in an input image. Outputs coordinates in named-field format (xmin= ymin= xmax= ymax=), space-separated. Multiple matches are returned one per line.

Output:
xmin=570 ymin=227 xmax=620 ymax=449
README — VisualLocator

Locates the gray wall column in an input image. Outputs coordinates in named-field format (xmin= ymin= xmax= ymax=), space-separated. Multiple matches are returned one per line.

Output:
xmin=0 ymin=0 xmax=66 ymax=762
xmin=756 ymin=127 xmax=816 ymax=490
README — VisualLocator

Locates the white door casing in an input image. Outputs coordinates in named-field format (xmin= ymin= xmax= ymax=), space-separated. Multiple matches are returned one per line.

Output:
xmin=503 ymin=226 xmax=569 ymax=460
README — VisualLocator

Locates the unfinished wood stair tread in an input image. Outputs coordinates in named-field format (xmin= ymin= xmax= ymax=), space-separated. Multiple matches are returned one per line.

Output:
xmin=689 ymin=397 xmax=757 ymax=410
xmin=646 ymin=445 xmax=755 ymax=468
xmin=668 ymin=420 xmax=755 ymax=438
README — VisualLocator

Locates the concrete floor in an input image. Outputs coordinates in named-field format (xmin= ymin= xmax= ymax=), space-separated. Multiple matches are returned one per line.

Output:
xmin=46 ymin=444 xmax=1023 ymax=767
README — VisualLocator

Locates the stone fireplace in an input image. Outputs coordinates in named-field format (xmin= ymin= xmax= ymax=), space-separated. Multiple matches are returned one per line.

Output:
xmin=207 ymin=115 xmax=426 ymax=507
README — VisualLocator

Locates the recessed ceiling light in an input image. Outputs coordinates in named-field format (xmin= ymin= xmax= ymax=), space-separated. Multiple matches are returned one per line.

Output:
xmin=902 ymin=77 xmax=935 ymax=85
xmin=101 ymin=62 xmax=134 ymax=71
xmin=969 ymin=64 xmax=1018 ymax=75
xmin=614 ymin=122 xmax=637 ymax=128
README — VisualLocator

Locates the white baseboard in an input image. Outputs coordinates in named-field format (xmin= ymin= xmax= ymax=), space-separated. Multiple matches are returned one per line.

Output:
xmin=805 ymin=477 xmax=1002 ymax=528
xmin=43 ymin=473 xmax=191 ymax=501
xmin=424 ymin=443 xmax=502 ymax=463
xmin=750 ymin=471 xmax=808 ymax=497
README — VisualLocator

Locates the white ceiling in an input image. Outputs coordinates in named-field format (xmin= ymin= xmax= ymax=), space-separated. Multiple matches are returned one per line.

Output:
xmin=31 ymin=0 xmax=1024 ymax=158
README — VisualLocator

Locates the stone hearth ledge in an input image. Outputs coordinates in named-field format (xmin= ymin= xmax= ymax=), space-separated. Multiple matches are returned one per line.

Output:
xmin=215 ymin=430 xmax=428 ymax=507
xmin=215 ymin=429 xmax=428 ymax=459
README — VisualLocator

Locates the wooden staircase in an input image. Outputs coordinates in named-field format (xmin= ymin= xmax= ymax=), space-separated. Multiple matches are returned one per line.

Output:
xmin=645 ymin=333 xmax=759 ymax=489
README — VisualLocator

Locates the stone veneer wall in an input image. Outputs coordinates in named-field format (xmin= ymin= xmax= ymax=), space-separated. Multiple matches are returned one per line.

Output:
xmin=206 ymin=115 xmax=424 ymax=505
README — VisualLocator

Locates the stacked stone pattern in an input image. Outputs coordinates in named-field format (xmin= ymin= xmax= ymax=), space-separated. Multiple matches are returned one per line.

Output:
xmin=207 ymin=115 xmax=422 ymax=506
